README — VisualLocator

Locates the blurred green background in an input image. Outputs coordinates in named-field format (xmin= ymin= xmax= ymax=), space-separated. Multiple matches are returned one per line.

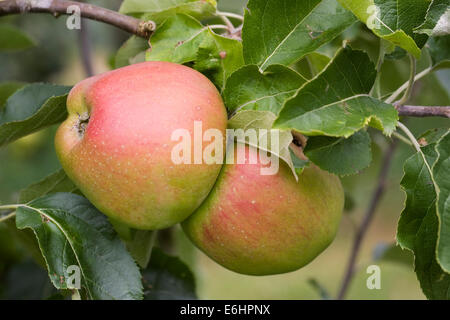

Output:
xmin=1 ymin=0 xmax=449 ymax=300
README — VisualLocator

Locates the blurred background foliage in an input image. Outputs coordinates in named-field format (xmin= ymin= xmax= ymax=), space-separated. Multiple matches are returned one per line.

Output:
xmin=0 ymin=0 xmax=449 ymax=299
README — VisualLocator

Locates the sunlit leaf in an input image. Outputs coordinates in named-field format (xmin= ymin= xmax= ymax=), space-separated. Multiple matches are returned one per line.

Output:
xmin=338 ymin=0 xmax=433 ymax=58
xmin=120 ymin=0 xmax=217 ymax=24
xmin=224 ymin=64 xmax=306 ymax=115
xmin=192 ymin=29 xmax=244 ymax=90
xmin=274 ymin=46 xmax=398 ymax=137
xmin=228 ymin=110 xmax=305 ymax=180
xmin=415 ymin=0 xmax=450 ymax=36
xmin=243 ymin=0 xmax=356 ymax=70
xmin=146 ymin=14 xmax=205 ymax=63
xmin=115 ymin=36 xmax=149 ymax=68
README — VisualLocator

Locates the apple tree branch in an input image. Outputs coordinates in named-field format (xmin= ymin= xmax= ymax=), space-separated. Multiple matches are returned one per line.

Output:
xmin=0 ymin=0 xmax=155 ymax=38
xmin=336 ymin=141 xmax=398 ymax=300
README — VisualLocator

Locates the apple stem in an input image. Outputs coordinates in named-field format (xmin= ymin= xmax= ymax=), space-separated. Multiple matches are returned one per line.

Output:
xmin=76 ymin=112 xmax=90 ymax=138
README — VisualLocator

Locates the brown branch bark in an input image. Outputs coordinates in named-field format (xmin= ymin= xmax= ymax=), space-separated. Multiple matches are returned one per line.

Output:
xmin=397 ymin=105 xmax=450 ymax=118
xmin=78 ymin=16 xmax=94 ymax=77
xmin=336 ymin=141 xmax=398 ymax=300
xmin=0 ymin=0 xmax=155 ymax=38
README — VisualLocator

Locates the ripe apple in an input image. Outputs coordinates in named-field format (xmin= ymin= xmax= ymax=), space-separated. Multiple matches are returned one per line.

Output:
xmin=55 ymin=62 xmax=227 ymax=230
xmin=182 ymin=143 xmax=344 ymax=275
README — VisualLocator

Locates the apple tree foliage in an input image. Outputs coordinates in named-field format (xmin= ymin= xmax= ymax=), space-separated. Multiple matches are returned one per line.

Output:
xmin=0 ymin=0 xmax=449 ymax=300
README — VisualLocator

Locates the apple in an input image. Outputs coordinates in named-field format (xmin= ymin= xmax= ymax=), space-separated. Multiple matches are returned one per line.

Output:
xmin=55 ymin=62 xmax=227 ymax=230
xmin=182 ymin=143 xmax=344 ymax=275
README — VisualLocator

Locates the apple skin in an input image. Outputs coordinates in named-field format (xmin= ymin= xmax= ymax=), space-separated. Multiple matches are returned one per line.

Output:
xmin=55 ymin=61 xmax=227 ymax=230
xmin=182 ymin=143 xmax=344 ymax=275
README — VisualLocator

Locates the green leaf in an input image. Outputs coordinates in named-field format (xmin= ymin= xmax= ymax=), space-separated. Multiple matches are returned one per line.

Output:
xmin=228 ymin=110 xmax=303 ymax=180
xmin=304 ymin=130 xmax=372 ymax=175
xmin=397 ymin=139 xmax=450 ymax=299
xmin=415 ymin=0 xmax=450 ymax=36
xmin=120 ymin=0 xmax=217 ymax=24
xmin=2 ymin=260 xmax=58 ymax=300
xmin=398 ymin=144 xmax=440 ymax=251
xmin=385 ymin=46 xmax=408 ymax=60
xmin=433 ymin=130 xmax=450 ymax=272
xmin=145 ymin=14 xmax=243 ymax=89
xmin=15 ymin=193 xmax=143 ymax=300
xmin=223 ymin=65 xmax=306 ymax=115
xmin=0 ymin=81 xmax=26 ymax=109
xmin=275 ymin=95 xmax=398 ymax=137
xmin=294 ymin=52 xmax=332 ymax=79
xmin=0 ymin=24 xmax=35 ymax=52
xmin=274 ymin=46 xmax=398 ymax=137
xmin=19 ymin=169 xmax=79 ymax=203
xmin=227 ymin=110 xmax=282 ymax=132
xmin=0 ymin=83 xmax=71 ymax=147
xmin=193 ymin=29 xmax=244 ymax=90
xmin=306 ymin=52 xmax=333 ymax=76
xmin=427 ymin=35 xmax=450 ymax=69
xmin=146 ymin=14 xmax=205 ymax=63
xmin=109 ymin=219 xmax=157 ymax=269
xmin=3 ymin=219 xmax=46 ymax=269
xmin=143 ymin=247 xmax=197 ymax=300
xmin=125 ymin=230 xmax=156 ymax=269
xmin=337 ymin=0 xmax=433 ymax=58
xmin=115 ymin=36 xmax=149 ymax=68
xmin=419 ymin=127 xmax=450 ymax=146
xmin=414 ymin=205 xmax=450 ymax=299
xmin=243 ymin=0 xmax=356 ymax=70
xmin=373 ymin=243 xmax=415 ymax=266
xmin=289 ymin=148 xmax=310 ymax=176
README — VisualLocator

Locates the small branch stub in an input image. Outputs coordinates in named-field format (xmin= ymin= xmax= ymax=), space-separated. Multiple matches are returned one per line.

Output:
xmin=137 ymin=20 xmax=156 ymax=38
xmin=76 ymin=112 xmax=90 ymax=138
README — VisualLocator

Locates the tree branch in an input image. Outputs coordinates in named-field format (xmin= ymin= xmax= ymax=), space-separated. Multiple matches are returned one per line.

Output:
xmin=397 ymin=105 xmax=450 ymax=118
xmin=336 ymin=141 xmax=398 ymax=300
xmin=77 ymin=1 xmax=94 ymax=77
xmin=0 ymin=0 xmax=155 ymax=38
xmin=0 ymin=1 xmax=448 ymax=121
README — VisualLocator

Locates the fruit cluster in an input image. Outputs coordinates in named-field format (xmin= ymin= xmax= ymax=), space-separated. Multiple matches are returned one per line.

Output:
xmin=56 ymin=62 xmax=344 ymax=275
